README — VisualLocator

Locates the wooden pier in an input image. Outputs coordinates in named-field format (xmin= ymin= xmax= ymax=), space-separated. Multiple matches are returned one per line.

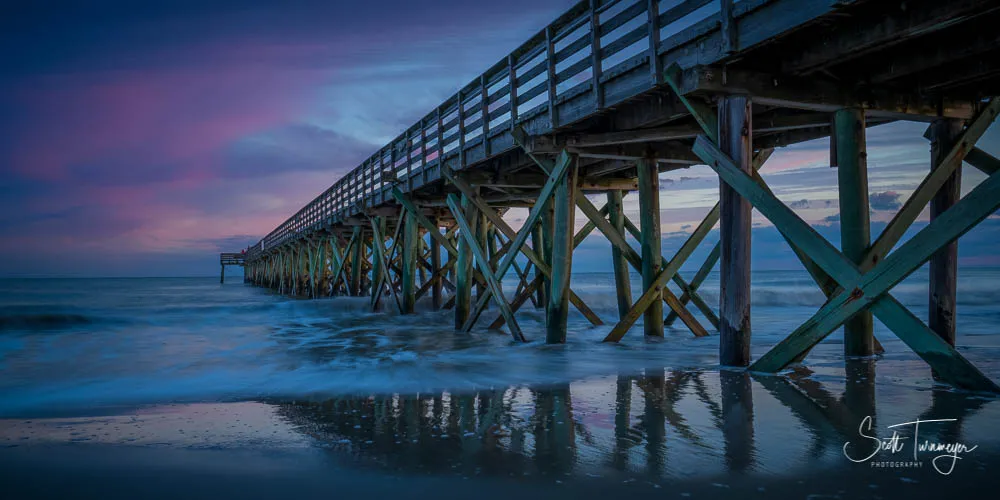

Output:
xmin=228 ymin=0 xmax=1000 ymax=392
xmin=219 ymin=252 xmax=246 ymax=284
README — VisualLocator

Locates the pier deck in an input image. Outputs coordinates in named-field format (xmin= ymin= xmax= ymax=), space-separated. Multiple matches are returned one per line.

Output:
xmin=229 ymin=0 xmax=1000 ymax=392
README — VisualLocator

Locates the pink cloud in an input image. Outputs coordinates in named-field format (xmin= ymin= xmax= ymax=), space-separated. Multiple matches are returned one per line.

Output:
xmin=8 ymin=44 xmax=329 ymax=185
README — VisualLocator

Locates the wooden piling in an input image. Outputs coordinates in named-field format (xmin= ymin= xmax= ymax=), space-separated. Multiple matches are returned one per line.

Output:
xmin=718 ymin=95 xmax=752 ymax=366
xmin=455 ymin=193 xmax=476 ymax=329
xmin=349 ymin=226 xmax=363 ymax=296
xmin=430 ymin=219 xmax=443 ymax=310
xmin=835 ymin=107 xmax=874 ymax=356
xmin=371 ymin=217 xmax=385 ymax=310
xmin=476 ymin=213 xmax=489 ymax=305
xmin=607 ymin=190 xmax=632 ymax=319
xmin=546 ymin=155 xmax=578 ymax=343
xmin=541 ymin=201 xmax=554 ymax=317
xmin=929 ymin=118 xmax=964 ymax=347
xmin=402 ymin=211 xmax=418 ymax=313
xmin=220 ymin=265 xmax=225 ymax=284
xmin=637 ymin=157 xmax=663 ymax=337
xmin=531 ymin=221 xmax=546 ymax=309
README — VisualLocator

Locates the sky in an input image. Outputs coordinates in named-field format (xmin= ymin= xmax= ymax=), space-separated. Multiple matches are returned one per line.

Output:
xmin=0 ymin=0 xmax=997 ymax=277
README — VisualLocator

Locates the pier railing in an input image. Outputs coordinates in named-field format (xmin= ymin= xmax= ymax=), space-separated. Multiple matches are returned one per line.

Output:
xmin=248 ymin=0 xmax=736 ymax=260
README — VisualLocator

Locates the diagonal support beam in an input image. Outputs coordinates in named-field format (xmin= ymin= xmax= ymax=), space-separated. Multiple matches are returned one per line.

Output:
xmin=603 ymin=202 xmax=719 ymax=342
xmin=461 ymin=151 xmax=572 ymax=328
xmin=332 ymin=230 xmax=359 ymax=296
xmin=664 ymin=63 xmax=718 ymax=143
xmin=860 ymin=99 xmax=998 ymax=271
xmin=392 ymin=187 xmax=458 ymax=256
xmin=446 ymin=194 xmax=525 ymax=342
xmin=604 ymin=147 xmax=773 ymax=341
xmin=665 ymin=241 xmax=721 ymax=327
xmin=965 ymin=147 xmax=1000 ymax=175
xmin=622 ymin=216 xmax=717 ymax=334
xmin=489 ymin=208 xmax=601 ymax=330
xmin=694 ymin=135 xmax=1000 ymax=392
xmin=371 ymin=215 xmax=404 ymax=307
xmin=443 ymin=159 xmax=602 ymax=329
xmin=369 ymin=216 xmax=404 ymax=313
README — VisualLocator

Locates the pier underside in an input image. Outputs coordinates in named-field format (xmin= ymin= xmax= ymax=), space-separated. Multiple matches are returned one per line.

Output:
xmin=233 ymin=0 xmax=1000 ymax=393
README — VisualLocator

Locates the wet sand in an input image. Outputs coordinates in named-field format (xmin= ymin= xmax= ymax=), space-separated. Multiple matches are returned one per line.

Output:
xmin=3 ymin=365 xmax=997 ymax=499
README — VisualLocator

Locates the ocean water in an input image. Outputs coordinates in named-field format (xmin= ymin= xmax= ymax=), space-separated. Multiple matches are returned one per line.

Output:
xmin=1 ymin=270 xmax=1000 ymax=497
xmin=1 ymin=268 xmax=999 ymax=417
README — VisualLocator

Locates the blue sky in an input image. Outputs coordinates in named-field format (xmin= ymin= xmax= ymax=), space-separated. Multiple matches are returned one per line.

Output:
xmin=0 ymin=0 xmax=996 ymax=277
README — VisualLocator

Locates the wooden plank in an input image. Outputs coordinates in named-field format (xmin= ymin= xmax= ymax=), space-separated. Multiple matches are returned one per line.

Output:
xmin=547 ymin=155 xmax=578 ymax=344
xmin=928 ymin=119 xmax=964 ymax=347
xmin=835 ymin=108 xmax=874 ymax=356
xmin=447 ymin=194 xmax=526 ymax=342
xmin=608 ymin=190 xmax=632 ymax=319
xmin=670 ymin=273 xmax=719 ymax=332
xmin=782 ymin=0 xmax=996 ymax=76
xmin=512 ymin=259 xmax=532 ymax=302
xmin=647 ymin=0 xmax=662 ymax=84
xmin=718 ymin=95 xmax=752 ymax=366
xmin=678 ymin=64 xmax=975 ymax=121
xmin=508 ymin=54 xmax=518 ymax=130
xmin=545 ymin=25 xmax=558 ymax=129
xmin=590 ymin=0 xmax=604 ymax=109
xmin=577 ymin=192 xmax=641 ymax=268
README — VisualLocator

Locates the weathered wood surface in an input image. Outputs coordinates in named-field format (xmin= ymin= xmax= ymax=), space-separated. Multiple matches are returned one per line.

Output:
xmin=695 ymin=134 xmax=1000 ymax=392
xmin=834 ymin=108 xmax=874 ymax=356
xmin=928 ymin=119 xmax=964 ymax=348
xmin=718 ymin=95 xmax=752 ymax=367
xmin=233 ymin=0 xmax=1000 ymax=393
xmin=637 ymin=157 xmax=663 ymax=338
xmin=607 ymin=190 xmax=631 ymax=319
xmin=242 ymin=0 xmax=994 ymax=259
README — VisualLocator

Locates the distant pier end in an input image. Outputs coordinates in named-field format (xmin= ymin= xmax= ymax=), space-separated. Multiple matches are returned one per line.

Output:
xmin=219 ymin=252 xmax=246 ymax=283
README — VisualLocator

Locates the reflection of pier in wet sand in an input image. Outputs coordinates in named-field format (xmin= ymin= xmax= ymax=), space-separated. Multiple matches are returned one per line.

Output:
xmin=3 ymin=364 xmax=997 ymax=497
xmin=271 ymin=363 xmax=996 ymax=492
